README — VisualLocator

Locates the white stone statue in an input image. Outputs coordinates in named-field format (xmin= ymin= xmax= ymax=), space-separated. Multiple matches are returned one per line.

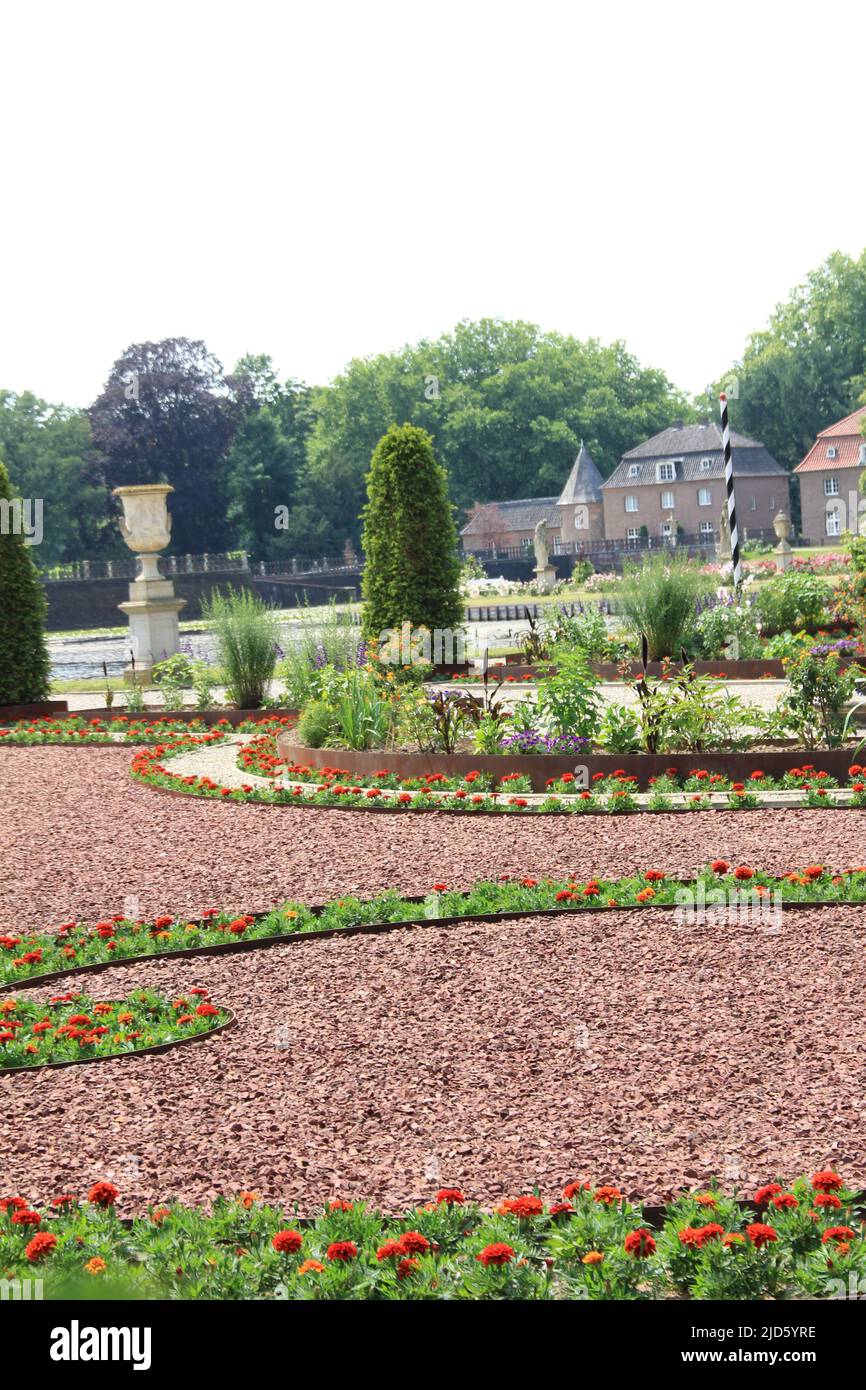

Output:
xmin=533 ymin=518 xmax=549 ymax=570
xmin=113 ymin=484 xmax=186 ymax=682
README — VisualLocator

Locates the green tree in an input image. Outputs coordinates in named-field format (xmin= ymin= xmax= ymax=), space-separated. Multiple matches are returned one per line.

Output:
xmin=0 ymin=390 xmax=108 ymax=567
xmin=701 ymin=249 xmax=866 ymax=472
xmin=0 ymin=457 xmax=51 ymax=704
xmin=297 ymin=318 xmax=687 ymax=550
xmin=361 ymin=424 xmax=462 ymax=641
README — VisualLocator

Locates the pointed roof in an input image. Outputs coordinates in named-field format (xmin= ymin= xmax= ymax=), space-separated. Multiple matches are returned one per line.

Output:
xmin=794 ymin=405 xmax=866 ymax=473
xmin=557 ymin=442 xmax=603 ymax=505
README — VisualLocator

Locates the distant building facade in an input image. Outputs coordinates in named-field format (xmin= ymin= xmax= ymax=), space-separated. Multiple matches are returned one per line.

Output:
xmin=460 ymin=423 xmax=788 ymax=553
xmin=794 ymin=406 xmax=866 ymax=543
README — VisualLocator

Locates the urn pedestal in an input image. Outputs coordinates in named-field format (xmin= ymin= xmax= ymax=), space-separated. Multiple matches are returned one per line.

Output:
xmin=533 ymin=564 xmax=557 ymax=594
xmin=112 ymin=485 xmax=186 ymax=682
xmin=772 ymin=510 xmax=794 ymax=572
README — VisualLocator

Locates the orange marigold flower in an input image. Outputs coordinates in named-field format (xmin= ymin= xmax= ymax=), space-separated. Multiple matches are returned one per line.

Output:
xmin=272 ymin=1229 xmax=303 ymax=1254
xmin=85 ymin=1257 xmax=107 ymax=1275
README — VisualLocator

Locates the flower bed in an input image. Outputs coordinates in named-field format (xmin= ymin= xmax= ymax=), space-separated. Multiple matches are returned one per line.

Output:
xmin=272 ymin=733 xmax=866 ymax=794
xmin=2 ymin=1173 xmax=862 ymax=1300
xmin=0 ymin=714 xmax=297 ymax=745
xmin=3 ymin=862 xmax=865 ymax=991
xmin=0 ymin=987 xmax=231 ymax=1071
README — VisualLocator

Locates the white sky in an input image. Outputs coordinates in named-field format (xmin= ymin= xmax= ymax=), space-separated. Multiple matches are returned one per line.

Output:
xmin=2 ymin=0 xmax=865 ymax=408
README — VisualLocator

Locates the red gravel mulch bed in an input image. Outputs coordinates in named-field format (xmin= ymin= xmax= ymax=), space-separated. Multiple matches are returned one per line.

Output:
xmin=2 ymin=906 xmax=865 ymax=1212
xmin=2 ymin=746 xmax=866 ymax=933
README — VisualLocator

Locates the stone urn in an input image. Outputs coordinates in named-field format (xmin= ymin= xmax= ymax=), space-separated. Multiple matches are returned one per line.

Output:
xmin=772 ymin=510 xmax=793 ymax=571
xmin=112 ymin=484 xmax=186 ymax=682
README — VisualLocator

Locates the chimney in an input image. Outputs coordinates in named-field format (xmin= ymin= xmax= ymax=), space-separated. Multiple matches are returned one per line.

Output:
xmin=672 ymin=419 xmax=683 ymax=430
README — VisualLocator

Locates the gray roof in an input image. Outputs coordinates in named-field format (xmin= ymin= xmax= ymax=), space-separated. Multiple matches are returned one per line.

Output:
xmin=603 ymin=421 xmax=786 ymax=488
xmin=557 ymin=442 xmax=604 ymax=505
xmin=460 ymin=497 xmax=561 ymax=536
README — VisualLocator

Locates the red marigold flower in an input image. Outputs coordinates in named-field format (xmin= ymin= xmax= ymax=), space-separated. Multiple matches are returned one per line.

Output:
xmin=813 ymin=1193 xmax=841 ymax=1209
xmin=272 ymin=1228 xmax=303 ymax=1254
xmin=624 ymin=1228 xmax=656 ymax=1258
xmin=0 ymin=1196 xmax=29 ymax=1213
xmin=562 ymin=1181 xmax=590 ymax=1200
xmin=476 ymin=1242 xmax=514 ymax=1267
xmin=195 ymin=1003 xmax=220 ymax=1017
xmin=754 ymin=1183 xmax=783 ymax=1206
xmin=432 ymin=884 xmax=448 ymax=892
xmin=150 ymin=1207 xmax=171 ymax=1224
xmin=695 ymin=1223 xmax=725 ymax=1244
xmin=555 ymin=889 xmax=574 ymax=902
xmin=25 ymin=1231 xmax=57 ymax=1262
xmin=548 ymin=1201 xmax=573 ymax=1216
xmin=711 ymin=859 xmax=730 ymax=874
xmin=51 ymin=1194 xmax=76 ymax=1209
xmin=771 ymin=1194 xmax=798 ymax=1210
xmin=87 ymin=1180 xmax=119 ymax=1207
xmin=376 ymin=1240 xmax=406 ymax=1261
xmin=733 ymin=866 xmax=754 ymax=880
xmin=328 ymin=1199 xmax=353 ymax=1212
xmin=645 ymin=870 xmax=665 ymax=882
xmin=746 ymin=1222 xmax=778 ymax=1247
xmin=396 ymin=1257 xmax=419 ymax=1280
xmin=498 ymin=1195 xmax=544 ymax=1219
xmin=811 ymin=1170 xmax=843 ymax=1192
xmin=435 ymin=1188 xmax=464 ymax=1206
xmin=677 ymin=1226 xmax=704 ymax=1248
xmin=11 ymin=1210 xmax=41 ymax=1227
xmin=326 ymin=1241 xmax=357 ymax=1262
xmin=399 ymin=1230 xmax=430 ymax=1254
xmin=821 ymin=1226 xmax=856 ymax=1245
xmin=593 ymin=1186 xmax=623 ymax=1206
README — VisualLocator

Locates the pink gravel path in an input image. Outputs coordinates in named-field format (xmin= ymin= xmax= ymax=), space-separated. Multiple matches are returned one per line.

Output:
xmin=2 ymin=746 xmax=866 ymax=932
xmin=2 ymin=906 xmax=865 ymax=1211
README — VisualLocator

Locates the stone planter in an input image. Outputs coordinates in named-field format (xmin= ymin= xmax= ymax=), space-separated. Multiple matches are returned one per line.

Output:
xmin=112 ymin=484 xmax=186 ymax=681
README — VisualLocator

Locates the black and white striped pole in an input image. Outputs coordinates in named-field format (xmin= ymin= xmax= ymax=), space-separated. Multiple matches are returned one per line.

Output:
xmin=719 ymin=392 xmax=742 ymax=594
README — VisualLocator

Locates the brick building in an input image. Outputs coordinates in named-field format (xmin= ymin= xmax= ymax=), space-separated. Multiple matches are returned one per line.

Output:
xmin=460 ymin=423 xmax=788 ymax=553
xmin=601 ymin=421 xmax=788 ymax=542
xmin=793 ymin=406 xmax=866 ymax=543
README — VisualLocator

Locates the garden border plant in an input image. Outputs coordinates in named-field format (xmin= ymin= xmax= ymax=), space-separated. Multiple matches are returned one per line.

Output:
xmin=4 ymin=861 xmax=866 ymax=994
xmin=0 ymin=987 xmax=233 ymax=1074
xmin=1 ymin=1171 xmax=863 ymax=1301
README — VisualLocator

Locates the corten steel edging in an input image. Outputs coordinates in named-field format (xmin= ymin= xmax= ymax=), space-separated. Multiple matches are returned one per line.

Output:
xmin=0 ymin=701 xmax=69 ymax=721
xmin=0 ymin=1009 xmax=236 ymax=1077
xmin=3 ymin=892 xmax=861 ymax=996
xmin=437 ymin=660 xmax=791 ymax=681
xmin=274 ymin=737 xmax=864 ymax=791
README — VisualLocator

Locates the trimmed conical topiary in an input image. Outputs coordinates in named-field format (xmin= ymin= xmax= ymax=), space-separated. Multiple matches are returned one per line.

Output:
xmin=361 ymin=423 xmax=462 ymax=641
xmin=0 ymin=458 xmax=51 ymax=705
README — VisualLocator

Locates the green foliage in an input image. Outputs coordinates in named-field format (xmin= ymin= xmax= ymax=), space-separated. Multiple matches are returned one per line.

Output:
xmin=276 ymin=599 xmax=362 ymax=708
xmin=313 ymin=667 xmax=396 ymax=750
xmin=598 ymin=703 xmax=642 ymax=753
xmin=151 ymin=653 xmax=193 ymax=710
xmin=0 ymin=390 xmax=106 ymax=567
xmin=694 ymin=603 xmax=762 ymax=660
xmin=299 ymin=318 xmax=688 ymax=550
xmin=361 ymin=424 xmax=462 ymax=640
xmin=545 ymin=605 xmax=628 ymax=662
xmin=780 ymin=650 xmax=859 ymax=748
xmin=201 ymin=586 xmax=281 ymax=709
xmin=754 ymin=572 xmax=829 ymax=635
xmin=702 ymin=249 xmax=866 ymax=476
xmin=296 ymin=698 xmax=335 ymax=748
xmin=619 ymin=554 xmax=714 ymax=660
xmin=536 ymin=650 xmax=602 ymax=739
xmin=0 ymin=458 xmax=51 ymax=704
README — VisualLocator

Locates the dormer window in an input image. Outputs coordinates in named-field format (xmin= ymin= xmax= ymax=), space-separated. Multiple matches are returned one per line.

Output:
xmin=700 ymin=458 xmax=713 ymax=470
xmin=827 ymin=446 xmax=837 ymax=460
xmin=657 ymin=461 xmax=676 ymax=482
xmin=627 ymin=464 xmax=640 ymax=478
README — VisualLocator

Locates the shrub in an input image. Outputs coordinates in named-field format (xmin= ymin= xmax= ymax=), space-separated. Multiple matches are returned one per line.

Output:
xmin=202 ymin=587 xmax=281 ymax=709
xmin=618 ymin=554 xmax=714 ymax=660
xmin=361 ymin=424 xmax=462 ymax=642
xmin=754 ymin=572 xmax=829 ymax=635
xmin=297 ymin=698 xmax=336 ymax=748
xmin=277 ymin=598 xmax=362 ymax=708
xmin=0 ymin=459 xmax=51 ymax=705
xmin=536 ymin=650 xmax=602 ymax=740
xmin=780 ymin=650 xmax=859 ymax=748
xmin=694 ymin=602 xmax=762 ymax=660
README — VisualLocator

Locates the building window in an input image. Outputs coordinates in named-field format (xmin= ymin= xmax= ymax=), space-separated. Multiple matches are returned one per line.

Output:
xmin=825 ymin=476 xmax=839 ymax=496
xmin=660 ymin=520 xmax=673 ymax=538
xmin=769 ymin=496 xmax=775 ymax=511
xmin=625 ymin=495 xmax=639 ymax=513
xmin=698 ymin=488 xmax=712 ymax=507
xmin=750 ymin=496 xmax=757 ymax=510
xmin=827 ymin=446 xmax=837 ymax=459
xmin=826 ymin=508 xmax=842 ymax=537
xmin=627 ymin=464 xmax=640 ymax=478
xmin=657 ymin=461 xmax=676 ymax=482
xmin=700 ymin=457 xmax=713 ymax=470
xmin=573 ymin=505 xmax=588 ymax=531
xmin=660 ymin=490 xmax=675 ymax=510
xmin=700 ymin=520 xmax=714 ymax=536
xmin=626 ymin=527 xmax=639 ymax=540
